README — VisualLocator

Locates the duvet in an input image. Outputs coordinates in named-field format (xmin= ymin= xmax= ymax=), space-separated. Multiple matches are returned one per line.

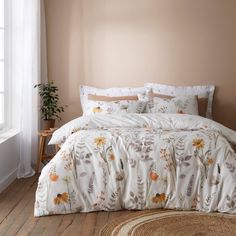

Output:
xmin=34 ymin=113 xmax=236 ymax=217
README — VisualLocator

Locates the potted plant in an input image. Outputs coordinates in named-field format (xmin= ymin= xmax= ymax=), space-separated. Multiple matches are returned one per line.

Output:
xmin=34 ymin=81 xmax=65 ymax=130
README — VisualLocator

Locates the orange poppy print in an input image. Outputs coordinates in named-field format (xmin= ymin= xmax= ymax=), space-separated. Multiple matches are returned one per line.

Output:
xmin=54 ymin=192 xmax=69 ymax=205
xmin=49 ymin=173 xmax=59 ymax=182
xmin=109 ymin=153 xmax=115 ymax=161
xmin=207 ymin=158 xmax=214 ymax=165
xmin=149 ymin=171 xmax=159 ymax=181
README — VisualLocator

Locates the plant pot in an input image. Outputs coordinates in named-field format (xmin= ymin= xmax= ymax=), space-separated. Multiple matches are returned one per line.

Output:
xmin=43 ymin=119 xmax=55 ymax=130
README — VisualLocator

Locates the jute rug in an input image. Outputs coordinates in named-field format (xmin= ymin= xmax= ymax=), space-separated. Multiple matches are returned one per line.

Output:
xmin=100 ymin=210 xmax=236 ymax=236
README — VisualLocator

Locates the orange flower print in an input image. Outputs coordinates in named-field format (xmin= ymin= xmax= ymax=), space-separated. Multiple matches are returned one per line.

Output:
xmin=207 ymin=158 xmax=214 ymax=165
xmin=109 ymin=153 xmax=115 ymax=161
xmin=192 ymin=139 xmax=205 ymax=149
xmin=94 ymin=136 xmax=106 ymax=147
xmin=93 ymin=106 xmax=103 ymax=113
xmin=149 ymin=171 xmax=159 ymax=181
xmin=152 ymin=193 xmax=166 ymax=204
xmin=49 ymin=173 xmax=59 ymax=182
xmin=54 ymin=192 xmax=69 ymax=205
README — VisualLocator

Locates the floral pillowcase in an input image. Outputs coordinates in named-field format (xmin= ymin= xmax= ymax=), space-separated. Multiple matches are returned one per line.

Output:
xmin=144 ymin=95 xmax=199 ymax=115
xmin=144 ymin=83 xmax=214 ymax=118
xmin=83 ymin=100 xmax=146 ymax=116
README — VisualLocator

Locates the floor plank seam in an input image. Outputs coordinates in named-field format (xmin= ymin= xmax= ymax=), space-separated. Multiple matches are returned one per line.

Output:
xmin=59 ymin=219 xmax=74 ymax=235
xmin=0 ymin=176 xmax=156 ymax=236
xmin=0 ymin=199 xmax=23 ymax=225
xmin=0 ymin=178 xmax=38 ymax=227
xmin=91 ymin=214 xmax=98 ymax=236
xmin=14 ymin=219 xmax=29 ymax=235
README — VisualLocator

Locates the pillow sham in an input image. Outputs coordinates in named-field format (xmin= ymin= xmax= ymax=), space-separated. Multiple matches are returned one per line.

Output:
xmin=87 ymin=94 xmax=138 ymax=101
xmin=146 ymin=95 xmax=199 ymax=115
xmin=80 ymin=85 xmax=146 ymax=112
xmin=83 ymin=100 xmax=146 ymax=116
xmin=149 ymin=92 xmax=208 ymax=117
xmin=144 ymin=83 xmax=215 ymax=118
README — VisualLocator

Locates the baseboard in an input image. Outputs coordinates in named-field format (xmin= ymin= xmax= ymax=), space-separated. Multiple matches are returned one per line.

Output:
xmin=0 ymin=168 xmax=17 ymax=193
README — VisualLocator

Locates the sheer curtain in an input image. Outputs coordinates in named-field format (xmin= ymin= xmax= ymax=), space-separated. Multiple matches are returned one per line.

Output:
xmin=11 ymin=0 xmax=47 ymax=178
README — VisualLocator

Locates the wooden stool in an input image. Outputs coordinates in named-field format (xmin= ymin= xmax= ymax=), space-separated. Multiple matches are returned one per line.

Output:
xmin=35 ymin=129 xmax=60 ymax=173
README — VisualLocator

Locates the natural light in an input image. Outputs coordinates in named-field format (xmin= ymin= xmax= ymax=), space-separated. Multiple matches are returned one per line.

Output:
xmin=0 ymin=0 xmax=4 ymax=126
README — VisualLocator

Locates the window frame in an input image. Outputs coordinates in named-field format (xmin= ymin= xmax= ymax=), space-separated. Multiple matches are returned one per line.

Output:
xmin=0 ymin=0 xmax=11 ymax=132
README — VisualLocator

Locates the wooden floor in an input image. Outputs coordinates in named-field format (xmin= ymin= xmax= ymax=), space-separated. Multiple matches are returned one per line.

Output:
xmin=0 ymin=175 xmax=136 ymax=236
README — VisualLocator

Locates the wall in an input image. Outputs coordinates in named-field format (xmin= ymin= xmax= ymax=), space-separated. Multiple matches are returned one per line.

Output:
xmin=45 ymin=0 xmax=236 ymax=130
xmin=0 ymin=134 xmax=19 ymax=192
xmin=45 ymin=0 xmax=84 ymax=124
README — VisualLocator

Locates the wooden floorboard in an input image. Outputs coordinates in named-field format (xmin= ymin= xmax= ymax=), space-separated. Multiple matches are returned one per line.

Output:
xmin=0 ymin=176 xmax=140 ymax=236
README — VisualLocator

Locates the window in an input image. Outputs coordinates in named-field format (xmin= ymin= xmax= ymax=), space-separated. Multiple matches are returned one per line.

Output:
xmin=0 ymin=0 xmax=4 ymax=129
xmin=0 ymin=0 xmax=10 ymax=132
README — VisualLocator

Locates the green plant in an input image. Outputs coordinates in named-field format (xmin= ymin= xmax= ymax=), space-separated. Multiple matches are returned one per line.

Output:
xmin=34 ymin=81 xmax=65 ymax=120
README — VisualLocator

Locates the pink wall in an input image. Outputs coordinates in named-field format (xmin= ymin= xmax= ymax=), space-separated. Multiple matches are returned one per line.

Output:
xmin=45 ymin=0 xmax=236 ymax=129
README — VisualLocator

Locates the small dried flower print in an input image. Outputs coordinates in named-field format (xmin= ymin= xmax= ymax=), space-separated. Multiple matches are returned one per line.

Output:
xmin=177 ymin=110 xmax=184 ymax=114
xmin=62 ymin=176 xmax=71 ymax=184
xmin=192 ymin=139 xmax=205 ymax=149
xmin=64 ymin=160 xmax=73 ymax=170
xmin=116 ymin=171 xmax=124 ymax=181
xmin=94 ymin=136 xmax=106 ymax=147
xmin=54 ymin=192 xmax=69 ymax=205
xmin=160 ymin=149 xmax=171 ymax=161
xmin=61 ymin=150 xmax=71 ymax=161
xmin=71 ymin=128 xmax=80 ymax=134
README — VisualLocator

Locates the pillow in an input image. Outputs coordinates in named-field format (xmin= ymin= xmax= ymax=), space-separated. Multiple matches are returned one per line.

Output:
xmin=150 ymin=92 xmax=208 ymax=117
xmin=146 ymin=95 xmax=199 ymax=115
xmin=83 ymin=100 xmax=146 ymax=116
xmin=87 ymin=94 xmax=138 ymax=101
xmin=144 ymin=83 xmax=215 ymax=118
xmin=80 ymin=85 xmax=146 ymax=112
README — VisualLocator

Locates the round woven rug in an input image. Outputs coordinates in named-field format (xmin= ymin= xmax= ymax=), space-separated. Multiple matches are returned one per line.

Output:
xmin=100 ymin=210 xmax=236 ymax=236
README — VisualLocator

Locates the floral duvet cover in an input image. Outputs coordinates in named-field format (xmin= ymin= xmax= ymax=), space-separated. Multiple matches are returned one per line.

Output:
xmin=34 ymin=114 xmax=236 ymax=216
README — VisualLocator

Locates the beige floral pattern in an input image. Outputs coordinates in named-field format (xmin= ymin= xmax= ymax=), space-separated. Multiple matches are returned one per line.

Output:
xmin=144 ymin=83 xmax=215 ymax=118
xmin=80 ymin=85 xmax=146 ymax=112
xmin=35 ymin=114 xmax=236 ymax=216
xmin=147 ymin=96 xmax=199 ymax=115
xmin=83 ymin=100 xmax=146 ymax=116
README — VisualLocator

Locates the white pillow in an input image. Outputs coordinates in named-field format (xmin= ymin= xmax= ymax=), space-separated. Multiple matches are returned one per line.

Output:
xmin=80 ymin=85 xmax=146 ymax=112
xmin=83 ymin=100 xmax=146 ymax=116
xmin=144 ymin=83 xmax=215 ymax=118
xmin=146 ymin=95 xmax=199 ymax=115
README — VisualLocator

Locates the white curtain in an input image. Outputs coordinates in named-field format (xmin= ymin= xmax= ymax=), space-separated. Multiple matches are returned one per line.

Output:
xmin=11 ymin=0 xmax=47 ymax=178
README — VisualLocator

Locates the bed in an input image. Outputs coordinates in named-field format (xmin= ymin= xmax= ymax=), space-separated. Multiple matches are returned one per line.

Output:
xmin=34 ymin=84 xmax=236 ymax=217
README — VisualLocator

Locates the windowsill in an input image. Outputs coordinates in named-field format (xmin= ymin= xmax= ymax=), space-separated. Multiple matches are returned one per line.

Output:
xmin=0 ymin=129 xmax=20 ymax=144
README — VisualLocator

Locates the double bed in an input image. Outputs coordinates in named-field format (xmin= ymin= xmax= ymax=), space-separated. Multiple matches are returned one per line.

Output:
xmin=34 ymin=84 xmax=236 ymax=217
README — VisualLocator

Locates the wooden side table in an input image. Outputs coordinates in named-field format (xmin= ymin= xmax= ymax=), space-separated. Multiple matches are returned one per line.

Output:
xmin=35 ymin=129 xmax=60 ymax=173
